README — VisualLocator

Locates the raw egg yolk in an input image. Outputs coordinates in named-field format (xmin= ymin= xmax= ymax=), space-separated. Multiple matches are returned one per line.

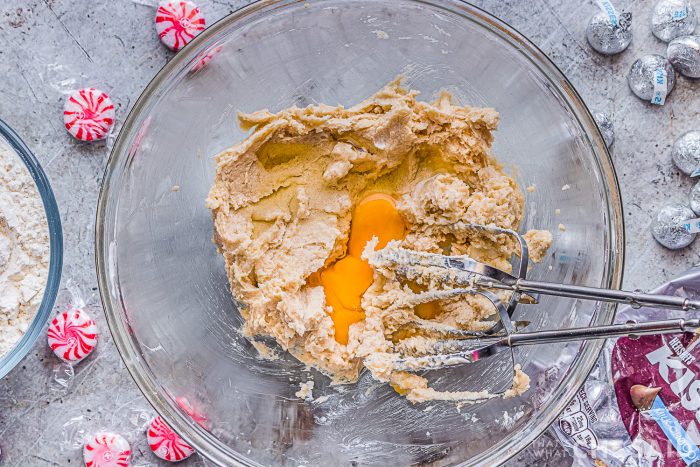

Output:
xmin=318 ymin=194 xmax=406 ymax=345
xmin=409 ymin=283 xmax=441 ymax=320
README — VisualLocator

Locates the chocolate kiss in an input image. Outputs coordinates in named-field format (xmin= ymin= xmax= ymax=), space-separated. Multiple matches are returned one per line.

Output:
xmin=630 ymin=384 xmax=662 ymax=411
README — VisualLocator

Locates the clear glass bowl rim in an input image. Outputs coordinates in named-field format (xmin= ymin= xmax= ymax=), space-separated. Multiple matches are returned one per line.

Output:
xmin=95 ymin=0 xmax=625 ymax=465
xmin=0 ymin=118 xmax=63 ymax=380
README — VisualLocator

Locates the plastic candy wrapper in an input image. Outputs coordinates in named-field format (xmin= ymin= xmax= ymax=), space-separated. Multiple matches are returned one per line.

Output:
xmin=38 ymin=62 xmax=119 ymax=151
xmin=56 ymin=391 xmax=206 ymax=464
xmin=48 ymin=280 xmax=87 ymax=392
xmin=47 ymin=280 xmax=100 ymax=394
xmin=50 ymin=360 xmax=75 ymax=393
xmin=553 ymin=265 xmax=700 ymax=466
xmin=57 ymin=404 xmax=202 ymax=465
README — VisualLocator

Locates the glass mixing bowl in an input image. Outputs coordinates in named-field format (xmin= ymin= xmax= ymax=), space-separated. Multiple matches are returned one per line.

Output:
xmin=96 ymin=0 xmax=624 ymax=465
xmin=0 ymin=119 xmax=63 ymax=379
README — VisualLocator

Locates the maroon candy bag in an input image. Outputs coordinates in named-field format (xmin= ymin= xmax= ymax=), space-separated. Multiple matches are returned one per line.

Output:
xmin=554 ymin=266 xmax=700 ymax=466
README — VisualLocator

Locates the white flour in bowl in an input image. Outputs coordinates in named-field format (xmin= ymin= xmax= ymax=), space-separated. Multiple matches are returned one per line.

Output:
xmin=0 ymin=139 xmax=50 ymax=356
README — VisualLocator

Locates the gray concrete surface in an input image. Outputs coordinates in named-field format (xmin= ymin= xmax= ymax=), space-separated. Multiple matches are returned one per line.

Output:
xmin=0 ymin=0 xmax=698 ymax=465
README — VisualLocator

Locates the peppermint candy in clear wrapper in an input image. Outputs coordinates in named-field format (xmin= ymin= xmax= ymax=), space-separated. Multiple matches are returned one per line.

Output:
xmin=651 ymin=0 xmax=697 ymax=42
xmin=672 ymin=131 xmax=700 ymax=176
xmin=63 ymin=88 xmax=115 ymax=141
xmin=83 ymin=432 xmax=131 ymax=467
xmin=176 ymin=396 xmax=208 ymax=428
xmin=147 ymin=416 xmax=195 ymax=462
xmin=691 ymin=181 xmax=700 ymax=215
xmin=668 ymin=35 xmax=700 ymax=78
xmin=190 ymin=44 xmax=223 ymax=73
xmin=155 ymin=1 xmax=206 ymax=52
xmin=651 ymin=203 xmax=696 ymax=249
xmin=586 ymin=10 xmax=632 ymax=55
xmin=48 ymin=309 xmax=98 ymax=362
xmin=594 ymin=112 xmax=614 ymax=148
xmin=627 ymin=54 xmax=675 ymax=104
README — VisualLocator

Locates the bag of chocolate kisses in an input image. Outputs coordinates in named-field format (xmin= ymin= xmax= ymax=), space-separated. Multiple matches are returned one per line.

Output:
xmin=553 ymin=265 xmax=700 ymax=466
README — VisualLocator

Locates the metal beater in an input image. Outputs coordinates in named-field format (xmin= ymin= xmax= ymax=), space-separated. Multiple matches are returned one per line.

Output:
xmin=366 ymin=224 xmax=700 ymax=385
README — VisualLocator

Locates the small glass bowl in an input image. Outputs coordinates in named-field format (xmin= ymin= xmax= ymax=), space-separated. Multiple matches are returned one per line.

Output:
xmin=0 ymin=119 xmax=63 ymax=379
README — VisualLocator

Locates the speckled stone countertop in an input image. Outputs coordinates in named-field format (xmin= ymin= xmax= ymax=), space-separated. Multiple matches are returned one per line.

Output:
xmin=0 ymin=0 xmax=698 ymax=465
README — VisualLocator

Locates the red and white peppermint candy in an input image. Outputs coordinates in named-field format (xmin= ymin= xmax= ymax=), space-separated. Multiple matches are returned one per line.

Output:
xmin=190 ymin=44 xmax=223 ymax=73
xmin=83 ymin=432 xmax=131 ymax=467
xmin=176 ymin=396 xmax=208 ymax=428
xmin=48 ymin=309 xmax=98 ymax=362
xmin=63 ymin=88 xmax=115 ymax=141
xmin=147 ymin=416 xmax=195 ymax=462
xmin=155 ymin=1 xmax=206 ymax=52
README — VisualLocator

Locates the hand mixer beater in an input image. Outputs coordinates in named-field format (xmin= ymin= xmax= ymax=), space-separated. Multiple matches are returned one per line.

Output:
xmin=364 ymin=223 xmax=700 ymax=400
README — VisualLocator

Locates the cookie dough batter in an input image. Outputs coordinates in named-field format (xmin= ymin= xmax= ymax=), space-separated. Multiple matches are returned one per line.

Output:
xmin=207 ymin=79 xmax=551 ymax=401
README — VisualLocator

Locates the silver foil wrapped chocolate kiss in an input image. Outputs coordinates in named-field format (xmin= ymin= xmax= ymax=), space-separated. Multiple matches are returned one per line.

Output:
xmin=586 ymin=10 xmax=632 ymax=55
xmin=672 ymin=131 xmax=700 ymax=176
xmin=594 ymin=113 xmax=614 ymax=148
xmin=668 ymin=35 xmax=700 ymax=78
xmin=651 ymin=203 xmax=697 ymax=249
xmin=627 ymin=54 xmax=676 ymax=103
xmin=651 ymin=0 xmax=697 ymax=42
xmin=690 ymin=181 xmax=700 ymax=215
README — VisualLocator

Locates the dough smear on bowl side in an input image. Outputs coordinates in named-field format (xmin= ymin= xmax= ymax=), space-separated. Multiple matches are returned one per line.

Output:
xmin=206 ymin=78 xmax=551 ymax=401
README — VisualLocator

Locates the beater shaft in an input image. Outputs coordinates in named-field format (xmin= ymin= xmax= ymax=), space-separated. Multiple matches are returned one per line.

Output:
xmin=392 ymin=318 xmax=700 ymax=371
xmin=505 ymin=279 xmax=700 ymax=311
xmin=506 ymin=318 xmax=700 ymax=346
